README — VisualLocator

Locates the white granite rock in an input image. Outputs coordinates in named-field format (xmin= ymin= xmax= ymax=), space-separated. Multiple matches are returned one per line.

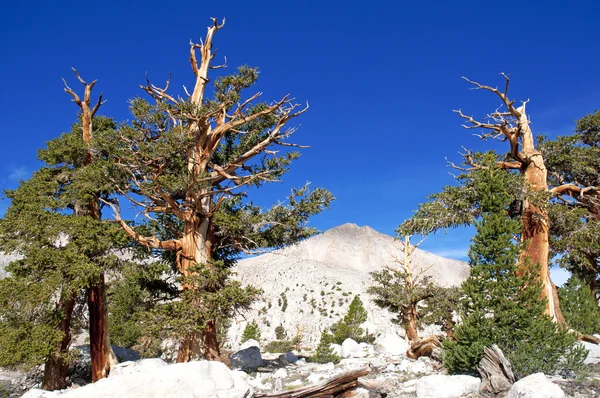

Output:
xmin=416 ymin=374 xmax=481 ymax=398
xmin=582 ymin=341 xmax=600 ymax=364
xmin=507 ymin=373 xmax=564 ymax=398
xmin=57 ymin=361 xmax=252 ymax=398
xmin=274 ymin=368 xmax=288 ymax=379
xmin=21 ymin=389 xmax=63 ymax=398
xmin=239 ymin=339 xmax=260 ymax=351
xmin=109 ymin=358 xmax=167 ymax=377
xmin=374 ymin=332 xmax=409 ymax=356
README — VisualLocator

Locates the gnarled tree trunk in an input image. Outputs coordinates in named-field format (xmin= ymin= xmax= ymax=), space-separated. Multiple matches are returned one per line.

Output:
xmin=176 ymin=214 xmax=220 ymax=362
xmin=517 ymin=109 xmax=565 ymax=326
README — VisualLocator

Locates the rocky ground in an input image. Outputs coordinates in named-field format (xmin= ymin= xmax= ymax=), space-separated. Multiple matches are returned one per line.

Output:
xmin=4 ymin=333 xmax=600 ymax=398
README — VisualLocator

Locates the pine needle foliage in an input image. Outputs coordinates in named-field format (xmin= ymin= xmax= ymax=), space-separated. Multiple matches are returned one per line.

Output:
xmin=311 ymin=331 xmax=341 ymax=364
xmin=241 ymin=320 xmax=261 ymax=343
xmin=443 ymin=155 xmax=586 ymax=378
xmin=0 ymin=118 xmax=131 ymax=375
xmin=559 ymin=275 xmax=600 ymax=335
xmin=330 ymin=295 xmax=371 ymax=344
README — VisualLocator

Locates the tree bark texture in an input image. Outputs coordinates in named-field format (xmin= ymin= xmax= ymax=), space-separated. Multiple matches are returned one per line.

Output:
xmin=42 ymin=293 xmax=76 ymax=390
xmin=517 ymin=109 xmax=565 ymax=326
xmin=88 ymin=275 xmax=117 ymax=381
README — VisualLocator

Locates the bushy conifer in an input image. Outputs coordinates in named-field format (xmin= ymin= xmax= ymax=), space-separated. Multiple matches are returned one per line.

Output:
xmin=559 ymin=275 xmax=600 ymax=335
xmin=443 ymin=155 xmax=586 ymax=378
xmin=311 ymin=331 xmax=341 ymax=364
xmin=241 ymin=320 xmax=261 ymax=343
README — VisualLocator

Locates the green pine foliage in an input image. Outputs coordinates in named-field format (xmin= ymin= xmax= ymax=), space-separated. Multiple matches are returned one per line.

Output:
xmin=263 ymin=340 xmax=294 ymax=353
xmin=93 ymin=20 xmax=333 ymax=356
xmin=540 ymin=111 xmax=600 ymax=295
xmin=330 ymin=295 xmax=371 ymax=344
xmin=241 ymin=320 xmax=261 ymax=343
xmin=443 ymin=156 xmax=586 ymax=378
xmin=559 ymin=275 xmax=600 ymax=335
xmin=275 ymin=325 xmax=287 ymax=340
xmin=311 ymin=331 xmax=341 ymax=364
xmin=369 ymin=267 xmax=445 ymax=335
xmin=0 ymin=118 xmax=131 ymax=371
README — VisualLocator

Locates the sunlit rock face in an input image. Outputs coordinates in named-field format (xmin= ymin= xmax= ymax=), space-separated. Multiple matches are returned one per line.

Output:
xmin=229 ymin=223 xmax=469 ymax=348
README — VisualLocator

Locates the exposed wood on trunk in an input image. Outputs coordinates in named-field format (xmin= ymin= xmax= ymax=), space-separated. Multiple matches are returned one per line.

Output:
xmin=255 ymin=368 xmax=369 ymax=398
xmin=407 ymin=335 xmax=441 ymax=359
xmin=478 ymin=345 xmax=516 ymax=395
xmin=456 ymin=75 xmax=565 ymax=326
xmin=42 ymin=293 xmax=76 ymax=390
xmin=63 ymin=69 xmax=116 ymax=381
xmin=108 ymin=19 xmax=310 ymax=363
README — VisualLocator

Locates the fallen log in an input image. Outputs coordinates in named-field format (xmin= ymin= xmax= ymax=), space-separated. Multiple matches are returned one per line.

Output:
xmin=407 ymin=335 xmax=442 ymax=359
xmin=578 ymin=334 xmax=600 ymax=345
xmin=254 ymin=368 xmax=370 ymax=398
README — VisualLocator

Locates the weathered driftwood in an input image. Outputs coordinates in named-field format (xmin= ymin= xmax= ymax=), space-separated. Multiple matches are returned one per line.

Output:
xmin=254 ymin=368 xmax=369 ymax=398
xmin=577 ymin=333 xmax=600 ymax=345
xmin=407 ymin=335 xmax=442 ymax=359
xmin=478 ymin=345 xmax=515 ymax=395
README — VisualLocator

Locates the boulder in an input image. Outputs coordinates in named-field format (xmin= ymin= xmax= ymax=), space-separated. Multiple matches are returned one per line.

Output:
xmin=273 ymin=368 xmax=288 ymax=379
xmin=59 ymin=361 xmax=252 ymax=398
xmin=21 ymin=389 xmax=63 ymax=398
xmin=582 ymin=341 xmax=600 ymax=364
xmin=416 ymin=375 xmax=481 ymax=398
xmin=374 ymin=332 xmax=410 ymax=356
xmin=341 ymin=339 xmax=369 ymax=358
xmin=278 ymin=351 xmax=298 ymax=364
xmin=229 ymin=346 xmax=263 ymax=370
xmin=507 ymin=373 xmax=564 ymax=398
xmin=239 ymin=339 xmax=260 ymax=351
xmin=109 ymin=358 xmax=168 ymax=377
xmin=331 ymin=344 xmax=343 ymax=357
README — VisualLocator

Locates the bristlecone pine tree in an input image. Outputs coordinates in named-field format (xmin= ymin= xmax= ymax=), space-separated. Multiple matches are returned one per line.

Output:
xmin=443 ymin=155 xmax=586 ymax=378
xmin=99 ymin=18 xmax=333 ymax=361
xmin=369 ymin=236 xmax=443 ymax=343
xmin=0 ymin=112 xmax=129 ymax=389
xmin=399 ymin=75 xmax=600 ymax=326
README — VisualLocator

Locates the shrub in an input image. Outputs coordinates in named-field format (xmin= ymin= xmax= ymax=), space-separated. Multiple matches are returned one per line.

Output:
xmin=241 ymin=320 xmax=261 ymax=343
xmin=275 ymin=325 xmax=287 ymax=340
xmin=559 ymin=275 xmax=600 ymax=335
xmin=330 ymin=295 xmax=369 ymax=344
xmin=264 ymin=340 xmax=294 ymax=353
xmin=310 ymin=331 xmax=341 ymax=364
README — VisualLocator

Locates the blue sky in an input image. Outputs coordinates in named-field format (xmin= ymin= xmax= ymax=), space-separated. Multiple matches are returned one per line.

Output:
xmin=1 ymin=1 xmax=598 ymax=285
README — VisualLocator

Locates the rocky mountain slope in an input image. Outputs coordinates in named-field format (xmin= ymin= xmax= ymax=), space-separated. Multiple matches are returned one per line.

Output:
xmin=228 ymin=223 xmax=469 ymax=348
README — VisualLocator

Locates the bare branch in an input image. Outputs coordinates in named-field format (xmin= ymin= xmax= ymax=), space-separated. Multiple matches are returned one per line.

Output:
xmin=100 ymin=198 xmax=182 ymax=251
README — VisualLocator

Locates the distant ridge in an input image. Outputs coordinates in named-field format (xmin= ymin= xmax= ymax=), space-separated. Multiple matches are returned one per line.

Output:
xmin=228 ymin=223 xmax=469 ymax=347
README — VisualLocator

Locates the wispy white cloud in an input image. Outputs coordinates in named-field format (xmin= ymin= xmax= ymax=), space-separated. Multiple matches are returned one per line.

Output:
xmin=7 ymin=166 xmax=29 ymax=182
xmin=429 ymin=247 xmax=469 ymax=261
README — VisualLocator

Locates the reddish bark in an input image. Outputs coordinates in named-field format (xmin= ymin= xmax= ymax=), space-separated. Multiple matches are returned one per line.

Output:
xmin=42 ymin=294 xmax=76 ymax=390
xmin=88 ymin=275 xmax=115 ymax=381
